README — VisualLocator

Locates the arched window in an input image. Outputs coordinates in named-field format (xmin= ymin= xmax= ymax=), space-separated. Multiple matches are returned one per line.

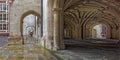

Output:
xmin=0 ymin=0 xmax=10 ymax=34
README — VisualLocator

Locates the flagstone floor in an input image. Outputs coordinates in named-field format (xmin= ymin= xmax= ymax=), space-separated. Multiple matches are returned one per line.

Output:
xmin=0 ymin=36 xmax=57 ymax=60
xmin=2 ymin=36 xmax=120 ymax=60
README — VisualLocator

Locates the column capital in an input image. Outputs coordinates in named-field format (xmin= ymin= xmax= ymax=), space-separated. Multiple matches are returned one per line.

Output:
xmin=52 ymin=8 xmax=62 ymax=12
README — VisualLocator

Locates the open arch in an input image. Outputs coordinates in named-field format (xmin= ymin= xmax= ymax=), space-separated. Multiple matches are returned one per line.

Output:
xmin=20 ymin=10 xmax=41 ymax=40
xmin=84 ymin=19 xmax=118 ymax=39
xmin=91 ymin=24 xmax=107 ymax=39
xmin=88 ymin=22 xmax=110 ymax=39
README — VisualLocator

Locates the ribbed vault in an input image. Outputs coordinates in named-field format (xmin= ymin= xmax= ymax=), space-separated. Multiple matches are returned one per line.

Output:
xmin=63 ymin=0 xmax=119 ymax=39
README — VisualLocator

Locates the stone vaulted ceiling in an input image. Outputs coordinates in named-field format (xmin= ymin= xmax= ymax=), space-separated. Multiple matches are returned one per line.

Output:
xmin=63 ymin=0 xmax=120 ymax=29
xmin=63 ymin=0 xmax=120 ymax=11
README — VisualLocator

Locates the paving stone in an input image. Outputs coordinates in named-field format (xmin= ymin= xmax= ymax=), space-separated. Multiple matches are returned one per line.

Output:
xmin=58 ymin=47 xmax=120 ymax=60
xmin=0 ymin=37 xmax=57 ymax=60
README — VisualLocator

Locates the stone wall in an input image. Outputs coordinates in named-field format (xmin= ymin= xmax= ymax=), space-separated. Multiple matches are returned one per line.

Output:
xmin=9 ymin=0 xmax=41 ymax=37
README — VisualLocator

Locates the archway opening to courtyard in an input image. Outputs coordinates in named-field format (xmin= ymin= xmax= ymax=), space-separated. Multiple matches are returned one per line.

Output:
xmin=23 ymin=14 xmax=37 ymax=38
xmin=20 ymin=11 xmax=40 ymax=44
xmin=22 ymin=14 xmax=39 ymax=43
xmin=92 ymin=24 xmax=107 ymax=39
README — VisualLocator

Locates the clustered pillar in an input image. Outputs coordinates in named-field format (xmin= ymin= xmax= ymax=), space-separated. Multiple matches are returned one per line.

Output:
xmin=53 ymin=0 xmax=63 ymax=50
xmin=42 ymin=0 xmax=64 ymax=50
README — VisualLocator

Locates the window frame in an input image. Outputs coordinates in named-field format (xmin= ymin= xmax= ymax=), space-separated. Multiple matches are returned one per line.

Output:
xmin=0 ymin=1 xmax=9 ymax=33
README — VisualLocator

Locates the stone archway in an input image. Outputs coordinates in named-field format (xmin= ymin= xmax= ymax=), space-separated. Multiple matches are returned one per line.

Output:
xmin=89 ymin=23 xmax=109 ymax=39
xmin=84 ymin=19 xmax=118 ymax=39
xmin=20 ymin=10 xmax=40 ymax=42
xmin=91 ymin=24 xmax=107 ymax=39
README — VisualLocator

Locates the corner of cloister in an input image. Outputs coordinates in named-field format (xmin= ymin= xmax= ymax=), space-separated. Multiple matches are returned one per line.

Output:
xmin=0 ymin=0 xmax=120 ymax=60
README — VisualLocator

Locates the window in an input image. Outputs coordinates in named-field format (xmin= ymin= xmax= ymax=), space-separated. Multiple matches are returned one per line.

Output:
xmin=7 ymin=14 xmax=8 ymax=20
xmin=0 ymin=4 xmax=7 ymax=11
xmin=0 ymin=1 xmax=9 ymax=32
xmin=3 ymin=14 xmax=6 ymax=20
xmin=3 ymin=5 xmax=6 ymax=10
xmin=0 ymin=14 xmax=7 ymax=21
xmin=0 ymin=5 xmax=2 ymax=10
xmin=0 ymin=24 xmax=2 ymax=30
xmin=0 ymin=14 xmax=2 ymax=20
xmin=3 ymin=24 xmax=6 ymax=30
xmin=0 ymin=24 xmax=8 ymax=30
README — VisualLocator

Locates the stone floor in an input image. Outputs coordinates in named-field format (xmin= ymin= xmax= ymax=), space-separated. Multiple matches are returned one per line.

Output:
xmin=0 ymin=36 xmax=57 ymax=60
xmin=58 ymin=39 xmax=120 ymax=60
xmin=1 ymin=37 xmax=120 ymax=60
xmin=58 ymin=46 xmax=120 ymax=60
xmin=0 ymin=36 xmax=8 ymax=47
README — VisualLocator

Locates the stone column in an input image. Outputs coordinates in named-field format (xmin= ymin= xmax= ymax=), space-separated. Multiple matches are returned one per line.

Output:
xmin=59 ymin=1 xmax=65 ymax=49
xmin=43 ymin=0 xmax=53 ymax=49
xmin=53 ymin=8 xmax=62 ymax=50
xmin=75 ymin=26 xmax=79 ymax=40
xmin=79 ymin=28 xmax=82 ymax=40
xmin=53 ymin=0 xmax=62 ymax=50
xmin=112 ymin=28 xmax=116 ymax=39
xmin=118 ymin=26 xmax=120 ymax=40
